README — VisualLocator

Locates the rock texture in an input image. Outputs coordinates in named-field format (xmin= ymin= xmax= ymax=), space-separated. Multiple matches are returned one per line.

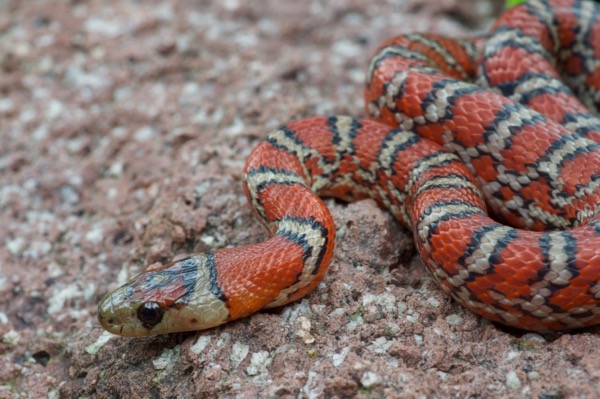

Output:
xmin=1 ymin=0 xmax=599 ymax=398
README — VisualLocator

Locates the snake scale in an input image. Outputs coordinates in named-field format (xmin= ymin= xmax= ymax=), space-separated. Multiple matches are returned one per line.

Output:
xmin=98 ymin=0 xmax=600 ymax=336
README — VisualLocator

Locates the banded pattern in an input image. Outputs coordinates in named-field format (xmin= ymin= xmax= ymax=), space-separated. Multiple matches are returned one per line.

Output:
xmin=478 ymin=0 xmax=600 ymax=142
xmin=98 ymin=0 xmax=600 ymax=336
xmin=365 ymin=1 xmax=600 ymax=232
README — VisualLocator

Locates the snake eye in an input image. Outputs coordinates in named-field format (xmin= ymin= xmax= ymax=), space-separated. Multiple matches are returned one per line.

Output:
xmin=137 ymin=301 xmax=164 ymax=328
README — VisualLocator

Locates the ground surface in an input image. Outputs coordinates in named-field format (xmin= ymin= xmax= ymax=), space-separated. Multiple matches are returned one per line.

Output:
xmin=1 ymin=0 xmax=600 ymax=398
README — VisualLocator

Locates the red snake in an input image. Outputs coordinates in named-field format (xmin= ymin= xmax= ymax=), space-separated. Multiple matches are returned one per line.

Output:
xmin=98 ymin=0 xmax=600 ymax=336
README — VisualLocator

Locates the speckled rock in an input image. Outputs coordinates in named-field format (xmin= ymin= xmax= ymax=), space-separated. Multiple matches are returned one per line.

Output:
xmin=1 ymin=1 xmax=600 ymax=398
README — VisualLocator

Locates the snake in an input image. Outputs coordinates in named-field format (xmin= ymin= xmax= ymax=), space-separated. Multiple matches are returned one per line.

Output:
xmin=98 ymin=0 xmax=600 ymax=337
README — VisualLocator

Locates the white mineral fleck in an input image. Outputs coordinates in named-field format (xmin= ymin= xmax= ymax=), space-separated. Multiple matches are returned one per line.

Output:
xmin=246 ymin=351 xmax=272 ymax=376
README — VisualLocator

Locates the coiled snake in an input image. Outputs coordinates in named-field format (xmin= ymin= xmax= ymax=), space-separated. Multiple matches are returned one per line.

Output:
xmin=98 ymin=0 xmax=600 ymax=336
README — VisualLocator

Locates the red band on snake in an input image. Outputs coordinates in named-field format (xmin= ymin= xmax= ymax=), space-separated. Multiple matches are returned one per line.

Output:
xmin=98 ymin=0 xmax=600 ymax=336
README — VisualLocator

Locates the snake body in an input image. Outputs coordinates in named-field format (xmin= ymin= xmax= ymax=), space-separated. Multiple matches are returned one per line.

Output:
xmin=98 ymin=0 xmax=600 ymax=336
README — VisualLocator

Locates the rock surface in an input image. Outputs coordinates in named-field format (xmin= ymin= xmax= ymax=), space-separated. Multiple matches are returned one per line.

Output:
xmin=1 ymin=0 xmax=599 ymax=398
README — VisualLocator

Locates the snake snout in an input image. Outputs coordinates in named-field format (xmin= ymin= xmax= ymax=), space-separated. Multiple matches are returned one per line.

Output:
xmin=97 ymin=285 xmax=139 ymax=336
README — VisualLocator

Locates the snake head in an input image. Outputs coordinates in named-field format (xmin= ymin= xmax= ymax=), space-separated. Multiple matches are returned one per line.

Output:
xmin=97 ymin=254 xmax=230 ymax=337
